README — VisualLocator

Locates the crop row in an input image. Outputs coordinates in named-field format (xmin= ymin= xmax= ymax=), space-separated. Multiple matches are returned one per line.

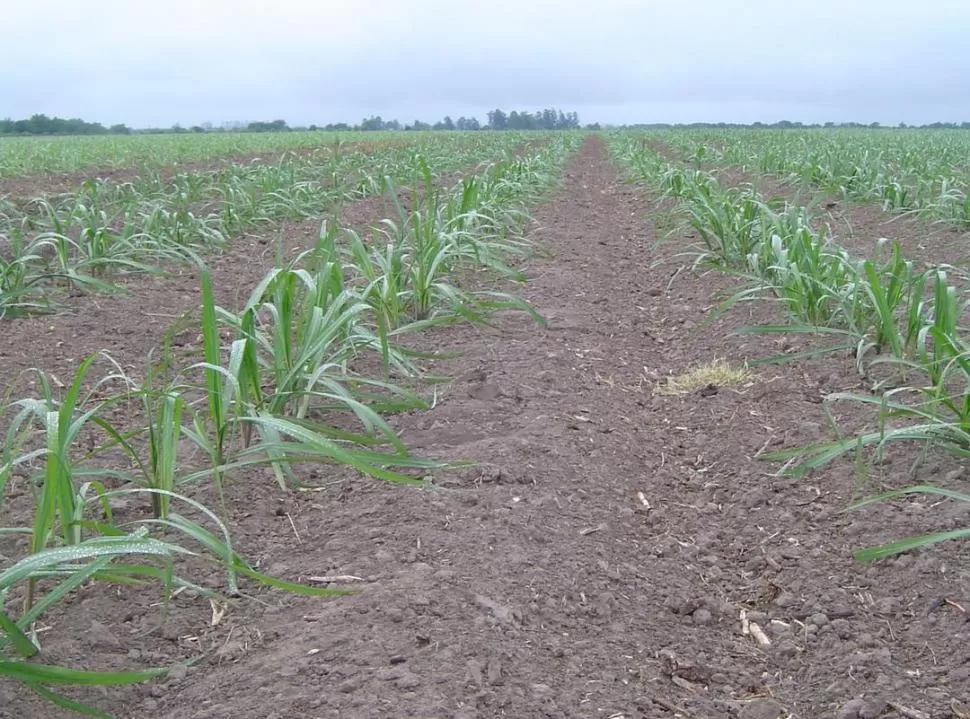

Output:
xmin=647 ymin=129 xmax=970 ymax=227
xmin=0 ymin=131 xmax=418 ymax=178
xmin=0 ymin=133 xmax=537 ymax=318
xmin=610 ymin=133 xmax=970 ymax=562
xmin=0 ymin=134 xmax=583 ymax=716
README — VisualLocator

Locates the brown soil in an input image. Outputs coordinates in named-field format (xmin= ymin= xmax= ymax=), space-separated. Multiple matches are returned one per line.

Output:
xmin=4 ymin=138 xmax=970 ymax=719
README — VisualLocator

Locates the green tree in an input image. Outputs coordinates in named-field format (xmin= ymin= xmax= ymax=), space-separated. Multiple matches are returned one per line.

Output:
xmin=487 ymin=109 xmax=508 ymax=130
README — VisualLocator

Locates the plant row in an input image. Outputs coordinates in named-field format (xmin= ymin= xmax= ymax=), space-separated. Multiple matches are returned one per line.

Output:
xmin=0 ymin=131 xmax=414 ymax=177
xmin=0 ymin=134 xmax=534 ymax=318
xmin=610 ymin=134 xmax=970 ymax=561
xmin=0 ymin=134 xmax=583 ymax=716
xmin=644 ymin=129 xmax=970 ymax=227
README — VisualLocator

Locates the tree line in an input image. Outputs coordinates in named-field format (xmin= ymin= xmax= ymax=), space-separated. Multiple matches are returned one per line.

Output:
xmin=6 ymin=112 xmax=970 ymax=137
xmin=0 ymin=108 xmax=582 ymax=136
xmin=0 ymin=114 xmax=131 ymax=135
xmin=313 ymin=107 xmax=581 ymax=132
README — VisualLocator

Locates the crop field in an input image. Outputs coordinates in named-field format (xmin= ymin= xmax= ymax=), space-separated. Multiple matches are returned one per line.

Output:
xmin=2 ymin=129 xmax=970 ymax=718
xmin=0 ymin=131 xmax=410 ymax=178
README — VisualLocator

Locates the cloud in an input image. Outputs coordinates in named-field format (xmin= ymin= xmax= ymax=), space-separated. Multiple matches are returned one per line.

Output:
xmin=2 ymin=0 xmax=968 ymax=126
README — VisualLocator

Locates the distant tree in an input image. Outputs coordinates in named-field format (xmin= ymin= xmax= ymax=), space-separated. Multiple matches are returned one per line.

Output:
xmin=359 ymin=115 xmax=384 ymax=131
xmin=454 ymin=116 xmax=480 ymax=131
xmin=247 ymin=119 xmax=288 ymax=132
xmin=0 ymin=114 xmax=126 ymax=135
xmin=487 ymin=109 xmax=508 ymax=130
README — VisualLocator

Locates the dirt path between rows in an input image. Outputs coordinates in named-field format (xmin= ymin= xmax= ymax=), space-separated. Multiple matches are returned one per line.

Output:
xmin=5 ymin=137 xmax=970 ymax=719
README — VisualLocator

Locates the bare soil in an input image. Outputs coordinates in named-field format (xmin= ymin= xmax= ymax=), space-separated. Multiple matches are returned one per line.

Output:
xmin=3 ymin=138 xmax=970 ymax=719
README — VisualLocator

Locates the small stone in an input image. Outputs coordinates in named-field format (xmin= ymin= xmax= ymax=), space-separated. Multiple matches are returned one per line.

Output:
xmin=739 ymin=697 xmax=784 ymax=719
xmin=830 ymin=618 xmax=853 ymax=639
xmin=85 ymin=621 xmax=123 ymax=651
xmin=871 ymin=597 xmax=897 ymax=615
xmin=828 ymin=604 xmax=855 ymax=618
xmin=376 ymin=667 xmax=404 ymax=681
xmin=836 ymin=698 xmax=866 ymax=719
xmin=774 ymin=639 xmax=799 ymax=659
xmin=809 ymin=612 xmax=829 ymax=626
xmin=277 ymin=664 xmax=299 ymax=678
xmin=487 ymin=658 xmax=502 ymax=685
xmin=950 ymin=665 xmax=970 ymax=682
xmin=466 ymin=660 xmax=484 ymax=687
xmin=945 ymin=467 xmax=965 ymax=482
xmin=108 ymin=498 xmax=130 ymax=513
xmin=774 ymin=591 xmax=799 ymax=609
xmin=166 ymin=664 xmax=188 ymax=681
xmin=692 ymin=608 xmax=713 ymax=626
xmin=395 ymin=672 xmax=421 ymax=690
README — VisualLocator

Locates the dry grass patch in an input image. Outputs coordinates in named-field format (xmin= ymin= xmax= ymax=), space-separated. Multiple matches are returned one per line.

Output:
xmin=654 ymin=358 xmax=754 ymax=395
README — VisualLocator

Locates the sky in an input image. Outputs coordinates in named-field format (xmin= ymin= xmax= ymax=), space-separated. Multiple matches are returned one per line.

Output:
xmin=2 ymin=0 xmax=969 ymax=128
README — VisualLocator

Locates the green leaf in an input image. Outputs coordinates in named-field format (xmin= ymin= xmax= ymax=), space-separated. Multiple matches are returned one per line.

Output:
xmin=0 ymin=661 xmax=167 ymax=686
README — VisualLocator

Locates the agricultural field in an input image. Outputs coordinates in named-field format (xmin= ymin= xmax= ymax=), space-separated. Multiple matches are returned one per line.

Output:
xmin=2 ymin=129 xmax=970 ymax=719
xmin=0 ymin=131 xmax=407 ymax=178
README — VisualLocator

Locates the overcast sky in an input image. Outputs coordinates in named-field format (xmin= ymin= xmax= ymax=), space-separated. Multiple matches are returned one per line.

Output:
xmin=3 ymin=0 xmax=968 ymax=127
